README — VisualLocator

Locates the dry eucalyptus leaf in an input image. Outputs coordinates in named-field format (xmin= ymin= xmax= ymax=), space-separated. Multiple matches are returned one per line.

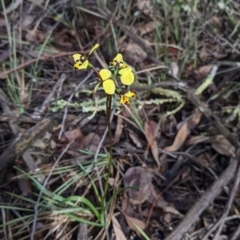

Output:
xmin=148 ymin=187 xmax=182 ymax=215
xmin=50 ymin=139 xmax=57 ymax=149
xmin=144 ymin=120 xmax=160 ymax=167
xmin=124 ymin=214 xmax=146 ymax=234
xmin=164 ymin=109 xmax=202 ymax=152
xmin=123 ymin=166 xmax=152 ymax=204
xmin=64 ymin=129 xmax=83 ymax=142
xmin=32 ymin=139 xmax=47 ymax=149
xmin=165 ymin=205 xmax=183 ymax=216
xmin=18 ymin=177 xmax=32 ymax=197
xmin=128 ymin=130 xmax=142 ymax=148
xmin=33 ymin=222 xmax=45 ymax=240
xmin=185 ymin=135 xmax=210 ymax=146
xmin=82 ymin=133 xmax=100 ymax=153
xmin=170 ymin=62 xmax=179 ymax=78
xmin=211 ymin=135 xmax=236 ymax=157
xmin=43 ymin=132 xmax=52 ymax=141
xmin=124 ymin=42 xmax=147 ymax=63
xmin=112 ymin=215 xmax=127 ymax=240
xmin=114 ymin=116 xmax=123 ymax=143
xmin=56 ymin=29 xmax=74 ymax=47
xmin=26 ymin=29 xmax=45 ymax=43
xmin=137 ymin=0 xmax=153 ymax=16
xmin=199 ymin=46 xmax=211 ymax=62
xmin=147 ymin=189 xmax=168 ymax=209
xmin=196 ymin=153 xmax=215 ymax=168
xmin=139 ymin=21 xmax=155 ymax=36
xmin=164 ymin=213 xmax=172 ymax=223
xmin=22 ymin=15 xmax=35 ymax=29
xmin=194 ymin=64 xmax=214 ymax=80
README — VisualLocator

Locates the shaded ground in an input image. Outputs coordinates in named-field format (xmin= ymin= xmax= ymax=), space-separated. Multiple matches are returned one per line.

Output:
xmin=0 ymin=0 xmax=240 ymax=239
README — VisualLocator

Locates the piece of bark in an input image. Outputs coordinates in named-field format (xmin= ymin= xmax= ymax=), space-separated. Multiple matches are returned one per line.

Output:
xmin=0 ymin=117 xmax=58 ymax=182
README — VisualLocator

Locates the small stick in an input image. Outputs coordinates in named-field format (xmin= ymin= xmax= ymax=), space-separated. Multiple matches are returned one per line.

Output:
xmin=164 ymin=155 xmax=238 ymax=240
xmin=230 ymin=224 xmax=240 ymax=240
xmin=32 ymin=73 xmax=67 ymax=119
xmin=58 ymin=71 xmax=93 ymax=139
xmin=212 ymin=156 xmax=240 ymax=240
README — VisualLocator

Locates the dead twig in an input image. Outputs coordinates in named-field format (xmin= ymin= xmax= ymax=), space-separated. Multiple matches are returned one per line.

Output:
xmin=164 ymin=152 xmax=239 ymax=240
xmin=32 ymin=73 xmax=67 ymax=119
xmin=202 ymin=154 xmax=240 ymax=239
xmin=58 ymin=70 xmax=94 ymax=139
xmin=186 ymin=88 xmax=239 ymax=149
xmin=212 ymin=153 xmax=240 ymax=239
xmin=230 ymin=224 xmax=240 ymax=240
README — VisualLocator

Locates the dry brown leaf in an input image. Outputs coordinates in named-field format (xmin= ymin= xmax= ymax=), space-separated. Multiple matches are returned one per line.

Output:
xmin=211 ymin=135 xmax=236 ymax=157
xmin=32 ymin=139 xmax=47 ymax=149
xmin=194 ymin=64 xmax=214 ymax=80
xmin=128 ymin=130 xmax=142 ymax=148
xmin=64 ymin=129 xmax=83 ymax=142
xmin=18 ymin=177 xmax=32 ymax=197
xmin=56 ymin=29 xmax=74 ymax=47
xmin=170 ymin=62 xmax=179 ymax=78
xmin=196 ymin=64 xmax=214 ymax=76
xmin=199 ymin=46 xmax=212 ymax=62
xmin=144 ymin=120 xmax=160 ymax=167
xmin=147 ymin=189 xmax=168 ymax=209
xmin=26 ymin=29 xmax=45 ymax=43
xmin=112 ymin=215 xmax=127 ymax=240
xmin=139 ymin=21 xmax=155 ymax=36
xmin=43 ymin=132 xmax=52 ymax=141
xmin=34 ymin=222 xmax=45 ymax=240
xmin=114 ymin=116 xmax=123 ymax=144
xmin=124 ymin=42 xmax=147 ymax=63
xmin=82 ymin=133 xmax=100 ymax=152
xmin=164 ymin=213 xmax=172 ymax=223
xmin=21 ymin=15 xmax=35 ymax=29
xmin=165 ymin=205 xmax=183 ymax=216
xmin=50 ymin=139 xmax=57 ymax=149
xmin=123 ymin=166 xmax=152 ymax=205
xmin=121 ymin=191 xmax=130 ymax=213
xmin=137 ymin=0 xmax=153 ymax=17
xmin=210 ymin=16 xmax=222 ymax=26
xmin=185 ymin=135 xmax=210 ymax=146
xmin=196 ymin=153 xmax=215 ymax=168
xmin=199 ymin=41 xmax=227 ymax=62
xmin=124 ymin=214 xmax=146 ymax=234
xmin=164 ymin=109 xmax=202 ymax=152
xmin=148 ymin=187 xmax=182 ymax=215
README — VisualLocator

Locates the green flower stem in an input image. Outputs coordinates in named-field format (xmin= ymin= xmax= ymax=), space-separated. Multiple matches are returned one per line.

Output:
xmin=104 ymin=95 xmax=113 ymax=197
xmin=91 ymin=64 xmax=113 ymax=219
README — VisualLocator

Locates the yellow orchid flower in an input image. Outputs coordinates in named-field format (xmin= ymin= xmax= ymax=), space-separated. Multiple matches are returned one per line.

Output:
xmin=118 ymin=66 xmax=134 ymax=85
xmin=72 ymin=43 xmax=99 ymax=70
xmin=120 ymin=91 xmax=135 ymax=105
xmin=110 ymin=53 xmax=127 ymax=68
xmin=99 ymin=69 xmax=116 ymax=95
xmin=110 ymin=54 xmax=135 ymax=85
